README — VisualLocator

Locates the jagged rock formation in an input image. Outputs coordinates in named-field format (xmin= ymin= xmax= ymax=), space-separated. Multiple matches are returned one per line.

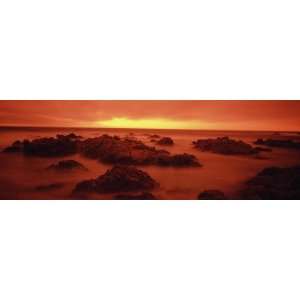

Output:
xmin=80 ymin=135 xmax=200 ymax=167
xmin=3 ymin=133 xmax=81 ymax=157
xmin=240 ymin=165 xmax=300 ymax=199
xmin=73 ymin=165 xmax=158 ymax=194
xmin=193 ymin=137 xmax=259 ymax=155
xmin=254 ymin=138 xmax=300 ymax=150
xmin=3 ymin=134 xmax=201 ymax=167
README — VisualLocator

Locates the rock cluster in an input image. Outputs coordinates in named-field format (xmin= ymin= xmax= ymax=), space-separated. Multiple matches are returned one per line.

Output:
xmin=240 ymin=165 xmax=300 ymax=199
xmin=80 ymin=135 xmax=200 ymax=167
xmin=3 ymin=133 xmax=80 ymax=157
xmin=73 ymin=165 xmax=158 ymax=194
xmin=4 ymin=134 xmax=201 ymax=167
xmin=193 ymin=137 xmax=259 ymax=155
xmin=254 ymin=138 xmax=300 ymax=150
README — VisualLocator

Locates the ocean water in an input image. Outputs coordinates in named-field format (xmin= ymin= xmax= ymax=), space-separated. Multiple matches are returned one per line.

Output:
xmin=0 ymin=127 xmax=299 ymax=200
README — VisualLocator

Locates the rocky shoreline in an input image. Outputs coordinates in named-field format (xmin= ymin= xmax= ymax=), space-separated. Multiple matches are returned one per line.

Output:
xmin=2 ymin=132 xmax=300 ymax=199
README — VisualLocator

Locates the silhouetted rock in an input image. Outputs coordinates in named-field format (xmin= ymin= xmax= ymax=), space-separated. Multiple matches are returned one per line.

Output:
xmin=47 ymin=160 xmax=87 ymax=171
xmin=113 ymin=192 xmax=156 ymax=200
xmin=79 ymin=134 xmax=167 ymax=164
xmin=240 ymin=165 xmax=300 ymax=199
xmin=156 ymin=153 xmax=201 ymax=167
xmin=193 ymin=137 xmax=259 ymax=155
xmin=4 ymin=134 xmax=79 ymax=157
xmin=156 ymin=137 xmax=174 ymax=146
xmin=73 ymin=165 xmax=158 ymax=194
xmin=79 ymin=134 xmax=201 ymax=167
xmin=36 ymin=182 xmax=64 ymax=191
xmin=197 ymin=190 xmax=227 ymax=200
xmin=23 ymin=134 xmax=79 ymax=157
xmin=3 ymin=140 xmax=23 ymax=153
xmin=254 ymin=138 xmax=300 ymax=150
xmin=56 ymin=133 xmax=82 ymax=140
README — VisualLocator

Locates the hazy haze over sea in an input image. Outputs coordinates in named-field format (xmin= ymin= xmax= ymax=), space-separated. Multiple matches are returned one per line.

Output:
xmin=0 ymin=127 xmax=299 ymax=200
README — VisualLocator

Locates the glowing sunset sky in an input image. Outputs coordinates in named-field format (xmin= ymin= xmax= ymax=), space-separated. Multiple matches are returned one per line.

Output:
xmin=0 ymin=100 xmax=299 ymax=131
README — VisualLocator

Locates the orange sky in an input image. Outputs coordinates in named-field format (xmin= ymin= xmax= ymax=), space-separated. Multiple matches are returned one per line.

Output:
xmin=0 ymin=100 xmax=299 ymax=131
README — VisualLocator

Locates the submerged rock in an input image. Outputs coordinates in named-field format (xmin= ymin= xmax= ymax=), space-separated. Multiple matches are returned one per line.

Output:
xmin=240 ymin=165 xmax=300 ymax=199
xmin=36 ymin=182 xmax=64 ymax=191
xmin=193 ymin=136 xmax=259 ymax=155
xmin=156 ymin=137 xmax=174 ymax=146
xmin=197 ymin=190 xmax=227 ymax=200
xmin=113 ymin=192 xmax=156 ymax=200
xmin=254 ymin=138 xmax=300 ymax=150
xmin=79 ymin=134 xmax=200 ymax=167
xmin=149 ymin=134 xmax=160 ymax=139
xmin=73 ymin=165 xmax=158 ymax=194
xmin=47 ymin=160 xmax=87 ymax=171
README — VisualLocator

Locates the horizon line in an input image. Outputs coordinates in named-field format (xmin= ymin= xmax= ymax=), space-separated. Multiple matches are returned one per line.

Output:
xmin=0 ymin=125 xmax=298 ymax=133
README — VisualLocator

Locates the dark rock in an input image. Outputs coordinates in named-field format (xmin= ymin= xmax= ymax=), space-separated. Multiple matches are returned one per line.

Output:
xmin=3 ymin=140 xmax=23 ymax=153
xmin=254 ymin=138 xmax=300 ymax=150
xmin=156 ymin=153 xmax=201 ymax=167
xmin=47 ymin=160 xmax=87 ymax=171
xmin=36 ymin=182 xmax=64 ymax=191
xmin=56 ymin=133 xmax=82 ymax=140
xmin=193 ymin=136 xmax=259 ymax=155
xmin=113 ymin=192 xmax=156 ymax=200
xmin=3 ymin=134 xmax=80 ymax=157
xmin=79 ymin=134 xmax=201 ymax=167
xmin=23 ymin=134 xmax=79 ymax=157
xmin=197 ymin=190 xmax=227 ymax=200
xmin=240 ymin=165 xmax=300 ymax=199
xmin=79 ymin=134 xmax=167 ymax=164
xmin=156 ymin=137 xmax=174 ymax=146
xmin=73 ymin=165 xmax=158 ymax=194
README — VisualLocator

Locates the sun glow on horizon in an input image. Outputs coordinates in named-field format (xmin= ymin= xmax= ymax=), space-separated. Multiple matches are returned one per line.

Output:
xmin=97 ymin=117 xmax=202 ymax=129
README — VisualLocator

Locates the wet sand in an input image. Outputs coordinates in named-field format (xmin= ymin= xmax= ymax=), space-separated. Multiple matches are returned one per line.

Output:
xmin=0 ymin=127 xmax=299 ymax=199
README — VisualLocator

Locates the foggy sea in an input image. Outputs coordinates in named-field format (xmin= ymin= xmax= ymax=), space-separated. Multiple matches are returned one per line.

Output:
xmin=0 ymin=127 xmax=300 ymax=200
